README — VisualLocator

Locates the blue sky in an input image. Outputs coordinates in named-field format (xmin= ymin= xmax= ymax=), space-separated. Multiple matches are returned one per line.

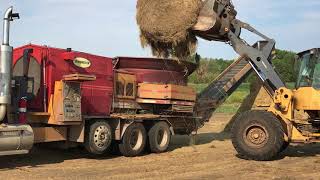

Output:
xmin=0 ymin=0 xmax=319 ymax=60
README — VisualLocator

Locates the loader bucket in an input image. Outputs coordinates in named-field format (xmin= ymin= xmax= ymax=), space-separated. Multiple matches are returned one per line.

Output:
xmin=192 ymin=0 xmax=237 ymax=42
xmin=193 ymin=0 xmax=218 ymax=31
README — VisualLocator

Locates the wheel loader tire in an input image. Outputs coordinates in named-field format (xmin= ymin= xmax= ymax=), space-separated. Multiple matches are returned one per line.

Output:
xmin=280 ymin=141 xmax=290 ymax=152
xmin=119 ymin=123 xmax=147 ymax=157
xmin=148 ymin=121 xmax=171 ymax=153
xmin=231 ymin=110 xmax=285 ymax=161
xmin=85 ymin=120 xmax=112 ymax=155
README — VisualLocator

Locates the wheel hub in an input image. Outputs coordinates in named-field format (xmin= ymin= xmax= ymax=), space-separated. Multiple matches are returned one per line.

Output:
xmin=244 ymin=124 xmax=269 ymax=147
xmin=157 ymin=130 xmax=164 ymax=144
xmin=156 ymin=129 xmax=168 ymax=147
xmin=129 ymin=129 xmax=143 ymax=150
xmin=94 ymin=125 xmax=110 ymax=148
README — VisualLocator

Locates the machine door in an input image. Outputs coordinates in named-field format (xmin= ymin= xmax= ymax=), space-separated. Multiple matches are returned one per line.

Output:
xmin=296 ymin=49 xmax=320 ymax=89
xmin=12 ymin=50 xmax=42 ymax=112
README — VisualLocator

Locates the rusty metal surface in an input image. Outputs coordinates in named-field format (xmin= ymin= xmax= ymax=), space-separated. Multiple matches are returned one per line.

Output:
xmin=127 ymin=68 xmax=188 ymax=85
xmin=114 ymin=72 xmax=136 ymax=99
xmin=62 ymin=82 xmax=81 ymax=123
xmin=114 ymin=57 xmax=197 ymax=85
xmin=110 ymin=113 xmax=161 ymax=120
xmin=114 ymin=57 xmax=197 ymax=73
xmin=33 ymin=127 xmax=67 ymax=143
xmin=63 ymin=74 xmax=96 ymax=81
xmin=137 ymin=83 xmax=196 ymax=101
xmin=110 ymin=113 xmax=198 ymax=134
xmin=136 ymin=98 xmax=195 ymax=106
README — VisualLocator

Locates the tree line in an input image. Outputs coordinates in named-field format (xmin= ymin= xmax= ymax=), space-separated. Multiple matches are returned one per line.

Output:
xmin=188 ymin=49 xmax=296 ymax=84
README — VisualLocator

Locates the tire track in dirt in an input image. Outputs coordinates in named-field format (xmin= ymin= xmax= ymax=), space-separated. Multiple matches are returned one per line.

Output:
xmin=0 ymin=113 xmax=319 ymax=180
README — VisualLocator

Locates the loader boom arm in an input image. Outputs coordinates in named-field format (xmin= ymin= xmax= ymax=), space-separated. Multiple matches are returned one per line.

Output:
xmin=227 ymin=19 xmax=285 ymax=95
xmin=194 ymin=1 xmax=286 ymax=126
xmin=194 ymin=0 xmax=285 ymax=95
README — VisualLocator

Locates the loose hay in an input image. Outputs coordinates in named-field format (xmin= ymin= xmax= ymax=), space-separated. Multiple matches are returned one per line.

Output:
xmin=136 ymin=0 xmax=202 ymax=60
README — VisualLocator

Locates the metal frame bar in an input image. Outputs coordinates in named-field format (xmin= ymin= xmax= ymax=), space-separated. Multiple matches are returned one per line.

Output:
xmin=228 ymin=19 xmax=285 ymax=95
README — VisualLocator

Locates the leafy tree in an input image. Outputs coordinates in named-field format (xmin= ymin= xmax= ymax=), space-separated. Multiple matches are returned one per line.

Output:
xmin=188 ymin=49 xmax=296 ymax=84
xmin=272 ymin=49 xmax=296 ymax=82
xmin=188 ymin=58 xmax=233 ymax=84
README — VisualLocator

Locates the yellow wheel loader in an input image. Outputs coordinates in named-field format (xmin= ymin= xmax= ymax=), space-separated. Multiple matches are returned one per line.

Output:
xmin=192 ymin=0 xmax=320 ymax=160
xmin=231 ymin=49 xmax=320 ymax=160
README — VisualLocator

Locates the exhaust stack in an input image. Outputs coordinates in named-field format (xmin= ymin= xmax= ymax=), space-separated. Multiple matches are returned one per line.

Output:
xmin=0 ymin=7 xmax=19 ymax=122
xmin=0 ymin=7 xmax=34 ymax=156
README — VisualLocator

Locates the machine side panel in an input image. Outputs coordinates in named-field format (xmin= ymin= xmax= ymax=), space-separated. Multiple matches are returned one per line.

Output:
xmin=49 ymin=49 xmax=114 ymax=116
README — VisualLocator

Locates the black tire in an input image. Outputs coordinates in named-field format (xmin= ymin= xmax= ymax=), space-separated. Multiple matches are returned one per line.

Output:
xmin=231 ymin=110 xmax=285 ymax=161
xmin=85 ymin=120 xmax=112 ymax=155
xmin=148 ymin=121 xmax=171 ymax=153
xmin=280 ymin=141 xmax=290 ymax=152
xmin=119 ymin=123 xmax=147 ymax=157
xmin=107 ymin=140 xmax=121 ymax=155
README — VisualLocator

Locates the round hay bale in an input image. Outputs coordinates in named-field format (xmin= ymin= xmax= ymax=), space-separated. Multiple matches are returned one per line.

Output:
xmin=136 ymin=0 xmax=202 ymax=59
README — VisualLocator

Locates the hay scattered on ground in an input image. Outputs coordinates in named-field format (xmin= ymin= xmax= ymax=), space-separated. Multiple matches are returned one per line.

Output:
xmin=136 ymin=0 xmax=202 ymax=60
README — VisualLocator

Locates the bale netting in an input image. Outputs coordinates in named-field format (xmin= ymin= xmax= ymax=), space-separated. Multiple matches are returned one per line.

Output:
xmin=136 ymin=0 xmax=202 ymax=60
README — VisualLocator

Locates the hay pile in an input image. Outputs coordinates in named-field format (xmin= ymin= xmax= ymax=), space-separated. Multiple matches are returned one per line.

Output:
xmin=136 ymin=0 xmax=202 ymax=59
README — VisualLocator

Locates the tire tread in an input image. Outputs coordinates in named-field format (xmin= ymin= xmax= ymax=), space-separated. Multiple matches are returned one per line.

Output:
xmin=119 ymin=123 xmax=146 ymax=157
xmin=148 ymin=121 xmax=171 ymax=153
xmin=231 ymin=110 xmax=285 ymax=161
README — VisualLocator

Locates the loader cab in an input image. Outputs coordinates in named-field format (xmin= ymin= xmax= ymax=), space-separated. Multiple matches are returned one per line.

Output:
xmin=295 ymin=48 xmax=320 ymax=89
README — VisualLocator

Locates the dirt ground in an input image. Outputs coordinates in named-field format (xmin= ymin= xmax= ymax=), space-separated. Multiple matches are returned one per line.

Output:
xmin=0 ymin=113 xmax=319 ymax=180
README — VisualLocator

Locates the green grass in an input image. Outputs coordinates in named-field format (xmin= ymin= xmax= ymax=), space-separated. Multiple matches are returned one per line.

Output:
xmin=188 ymin=83 xmax=209 ymax=93
xmin=216 ymin=83 xmax=249 ymax=113
xmin=215 ymin=104 xmax=243 ymax=113
xmin=286 ymin=82 xmax=295 ymax=89
xmin=189 ymin=83 xmax=250 ymax=114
